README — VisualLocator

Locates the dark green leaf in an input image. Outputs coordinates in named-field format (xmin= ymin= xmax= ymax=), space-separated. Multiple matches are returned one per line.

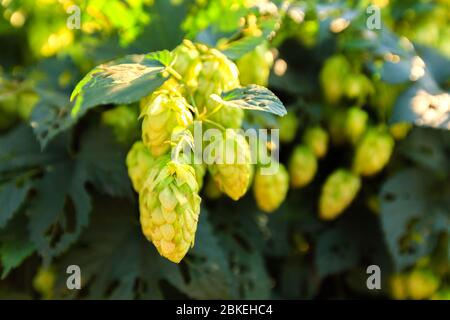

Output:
xmin=0 ymin=179 xmax=32 ymax=228
xmin=213 ymin=85 xmax=287 ymax=116
xmin=70 ymin=52 xmax=171 ymax=120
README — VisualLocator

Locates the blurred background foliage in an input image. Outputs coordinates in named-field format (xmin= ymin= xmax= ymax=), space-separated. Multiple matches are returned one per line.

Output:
xmin=0 ymin=0 xmax=449 ymax=299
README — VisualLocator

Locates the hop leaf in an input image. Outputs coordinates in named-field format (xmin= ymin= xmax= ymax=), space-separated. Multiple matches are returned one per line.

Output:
xmin=288 ymin=145 xmax=318 ymax=189
xmin=126 ymin=141 xmax=155 ymax=193
xmin=302 ymin=126 xmax=329 ymax=158
xmin=353 ymin=128 xmax=395 ymax=176
xmin=139 ymin=157 xmax=201 ymax=263
xmin=253 ymin=163 xmax=289 ymax=213
xmin=141 ymin=88 xmax=193 ymax=157
xmin=319 ymin=169 xmax=361 ymax=220
xmin=207 ymin=131 xmax=252 ymax=201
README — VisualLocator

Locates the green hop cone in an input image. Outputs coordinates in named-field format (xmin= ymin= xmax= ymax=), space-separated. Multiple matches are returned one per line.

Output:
xmin=194 ymin=47 xmax=240 ymax=110
xmin=302 ymin=126 xmax=329 ymax=158
xmin=319 ymin=169 xmax=361 ymax=220
xmin=288 ymin=145 xmax=318 ymax=188
xmin=278 ymin=112 xmax=299 ymax=144
xmin=389 ymin=122 xmax=412 ymax=141
xmin=102 ymin=105 xmax=139 ymax=145
xmin=353 ymin=128 xmax=394 ymax=176
xmin=407 ymin=268 xmax=440 ymax=300
xmin=343 ymin=73 xmax=374 ymax=104
xmin=208 ymin=103 xmax=244 ymax=129
xmin=204 ymin=175 xmax=222 ymax=200
xmin=236 ymin=42 xmax=274 ymax=87
xmin=389 ymin=273 xmax=409 ymax=300
xmin=126 ymin=141 xmax=155 ymax=193
xmin=207 ymin=131 xmax=252 ymax=201
xmin=141 ymin=88 xmax=193 ymax=157
xmin=327 ymin=109 xmax=347 ymax=145
xmin=139 ymin=157 xmax=201 ymax=263
xmin=253 ymin=163 xmax=289 ymax=213
xmin=431 ymin=287 xmax=450 ymax=300
xmin=172 ymin=40 xmax=202 ymax=88
xmin=345 ymin=107 xmax=368 ymax=144
xmin=33 ymin=266 xmax=56 ymax=300
xmin=320 ymin=55 xmax=351 ymax=104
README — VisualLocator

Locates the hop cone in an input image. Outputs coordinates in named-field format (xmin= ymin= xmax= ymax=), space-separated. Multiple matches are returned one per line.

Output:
xmin=208 ymin=104 xmax=244 ymax=129
xmin=126 ymin=141 xmax=154 ymax=193
xmin=389 ymin=122 xmax=412 ymax=140
xmin=407 ymin=268 xmax=440 ymax=300
xmin=289 ymin=145 xmax=318 ymax=188
xmin=141 ymin=89 xmax=193 ymax=157
xmin=327 ymin=109 xmax=347 ymax=145
xmin=344 ymin=73 xmax=374 ymax=104
xmin=353 ymin=128 xmax=394 ymax=176
xmin=102 ymin=105 xmax=139 ymax=145
xmin=319 ymin=169 xmax=361 ymax=220
xmin=208 ymin=131 xmax=252 ymax=200
xmin=237 ymin=42 xmax=273 ymax=87
xmin=194 ymin=47 xmax=240 ymax=109
xmin=139 ymin=157 xmax=201 ymax=263
xmin=253 ymin=163 xmax=289 ymax=213
xmin=345 ymin=107 xmax=368 ymax=144
xmin=320 ymin=55 xmax=351 ymax=104
xmin=390 ymin=274 xmax=408 ymax=300
xmin=33 ymin=267 xmax=56 ymax=300
xmin=302 ymin=126 xmax=329 ymax=158
xmin=278 ymin=112 xmax=299 ymax=144
xmin=172 ymin=40 xmax=202 ymax=88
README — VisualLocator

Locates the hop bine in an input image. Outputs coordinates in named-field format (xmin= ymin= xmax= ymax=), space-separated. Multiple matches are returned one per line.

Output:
xmin=139 ymin=157 xmax=201 ymax=263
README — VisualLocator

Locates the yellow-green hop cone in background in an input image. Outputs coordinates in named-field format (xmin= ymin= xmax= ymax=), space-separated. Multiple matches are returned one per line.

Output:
xmin=33 ymin=266 xmax=56 ymax=300
xmin=389 ymin=122 xmax=412 ymax=140
xmin=126 ymin=141 xmax=154 ymax=193
xmin=431 ymin=287 xmax=450 ymax=300
xmin=237 ymin=42 xmax=274 ymax=87
xmin=353 ymin=128 xmax=395 ymax=176
xmin=319 ymin=169 xmax=361 ymax=220
xmin=207 ymin=131 xmax=252 ymax=201
xmin=302 ymin=126 xmax=329 ymax=158
xmin=343 ymin=73 xmax=374 ymax=104
xmin=327 ymin=109 xmax=347 ymax=145
xmin=204 ymin=175 xmax=222 ymax=200
xmin=278 ymin=111 xmax=299 ymax=144
xmin=320 ymin=55 xmax=351 ymax=104
xmin=253 ymin=163 xmax=289 ymax=213
xmin=407 ymin=268 xmax=440 ymax=300
xmin=389 ymin=273 xmax=409 ymax=300
xmin=141 ymin=89 xmax=193 ymax=157
xmin=289 ymin=145 xmax=318 ymax=188
xmin=345 ymin=107 xmax=368 ymax=144
xmin=139 ymin=158 xmax=201 ymax=263
xmin=102 ymin=105 xmax=139 ymax=145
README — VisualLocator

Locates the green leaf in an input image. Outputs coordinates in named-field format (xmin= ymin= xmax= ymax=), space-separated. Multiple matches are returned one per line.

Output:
xmin=27 ymin=161 xmax=92 ymax=265
xmin=70 ymin=51 xmax=171 ymax=120
xmin=0 ymin=215 xmax=35 ymax=279
xmin=0 ymin=180 xmax=32 ymax=228
xmin=30 ymin=89 xmax=74 ymax=150
xmin=212 ymin=85 xmax=287 ymax=116
xmin=380 ymin=168 xmax=448 ymax=270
